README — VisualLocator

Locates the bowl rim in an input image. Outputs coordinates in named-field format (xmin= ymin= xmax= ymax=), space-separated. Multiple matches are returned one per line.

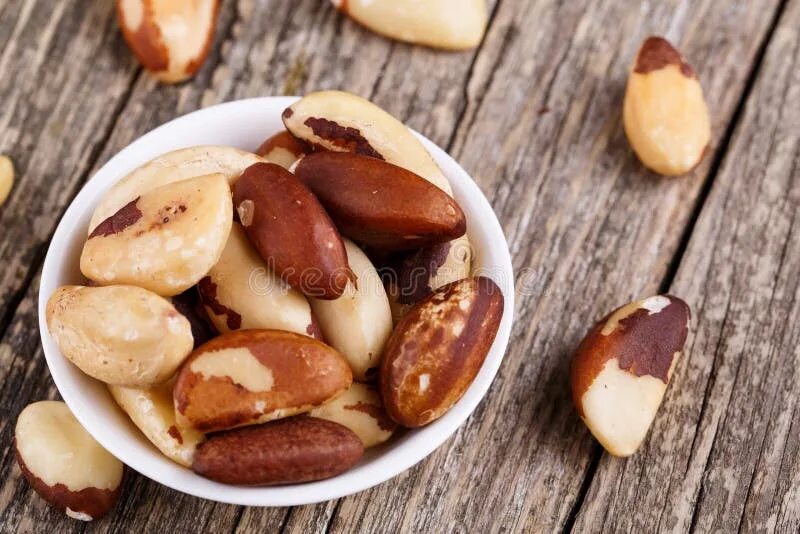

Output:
xmin=38 ymin=96 xmax=515 ymax=507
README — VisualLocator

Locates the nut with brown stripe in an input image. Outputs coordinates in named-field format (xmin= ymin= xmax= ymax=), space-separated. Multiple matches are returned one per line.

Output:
xmin=330 ymin=0 xmax=487 ymax=51
xmin=282 ymin=91 xmax=453 ymax=194
xmin=173 ymin=330 xmax=352 ymax=433
xmin=81 ymin=173 xmax=232 ymax=296
xmin=192 ymin=416 xmax=363 ymax=485
xmin=89 ymin=146 xmax=262 ymax=230
xmin=570 ymin=295 xmax=690 ymax=457
xmin=15 ymin=401 xmax=124 ymax=521
xmin=381 ymin=276 xmax=504 ymax=427
xmin=310 ymin=382 xmax=396 ymax=448
xmin=117 ymin=0 xmax=220 ymax=83
xmin=46 ymin=285 xmax=193 ymax=387
xmin=109 ymin=378 xmax=205 ymax=467
xmin=624 ymin=36 xmax=711 ymax=176
xmin=295 ymin=152 xmax=467 ymax=251
xmin=255 ymin=130 xmax=308 ymax=169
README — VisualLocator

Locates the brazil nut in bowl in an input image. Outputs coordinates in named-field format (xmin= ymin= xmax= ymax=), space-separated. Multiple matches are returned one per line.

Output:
xmin=38 ymin=94 xmax=514 ymax=507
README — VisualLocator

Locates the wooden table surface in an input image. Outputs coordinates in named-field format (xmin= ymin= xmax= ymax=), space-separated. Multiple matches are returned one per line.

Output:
xmin=1 ymin=0 xmax=799 ymax=532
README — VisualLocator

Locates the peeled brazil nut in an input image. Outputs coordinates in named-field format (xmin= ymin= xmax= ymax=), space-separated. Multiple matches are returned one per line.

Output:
xmin=233 ymin=162 xmax=354 ymax=299
xmin=81 ymin=173 xmax=232 ymax=296
xmin=0 ymin=154 xmax=13 ymax=205
xmin=571 ymin=295 xmax=690 ymax=457
xmin=15 ymin=401 xmax=123 ymax=521
xmin=198 ymin=223 xmax=322 ymax=339
xmin=295 ymin=152 xmax=466 ymax=251
xmin=310 ymin=383 xmax=396 ymax=448
xmin=89 ymin=146 xmax=262 ymax=230
xmin=109 ymin=379 xmax=204 ymax=467
xmin=173 ymin=330 xmax=352 ymax=433
xmin=331 ymin=0 xmax=487 ymax=51
xmin=192 ymin=416 xmax=363 ymax=485
xmin=117 ymin=0 xmax=219 ymax=84
xmin=46 ymin=285 xmax=193 ymax=387
xmin=624 ymin=37 xmax=711 ymax=176
xmin=256 ymin=130 xmax=307 ymax=169
xmin=283 ymin=91 xmax=452 ymax=195
xmin=309 ymin=239 xmax=393 ymax=381
xmin=381 ymin=277 xmax=504 ymax=427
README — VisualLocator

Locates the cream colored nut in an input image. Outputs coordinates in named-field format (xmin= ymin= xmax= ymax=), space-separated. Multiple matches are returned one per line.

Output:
xmin=89 ymin=146 xmax=262 ymax=230
xmin=331 ymin=0 xmax=487 ymax=50
xmin=81 ymin=173 xmax=232 ymax=296
xmin=623 ymin=36 xmax=711 ymax=176
xmin=310 ymin=383 xmax=396 ymax=448
xmin=117 ymin=0 xmax=219 ymax=84
xmin=46 ymin=285 xmax=193 ymax=387
xmin=198 ymin=223 xmax=322 ymax=339
xmin=570 ymin=295 xmax=691 ymax=456
xmin=109 ymin=378 xmax=204 ymax=467
xmin=15 ymin=401 xmax=123 ymax=520
xmin=283 ymin=91 xmax=453 ymax=195
xmin=309 ymin=239 xmax=393 ymax=381
xmin=0 ymin=155 xmax=13 ymax=205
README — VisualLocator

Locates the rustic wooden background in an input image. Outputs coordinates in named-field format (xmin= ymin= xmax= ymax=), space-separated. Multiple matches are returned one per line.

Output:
xmin=1 ymin=0 xmax=798 ymax=532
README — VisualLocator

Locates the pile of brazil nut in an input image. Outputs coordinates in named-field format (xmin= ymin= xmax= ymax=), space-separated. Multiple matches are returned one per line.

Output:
xmin=17 ymin=90 xmax=505 ymax=520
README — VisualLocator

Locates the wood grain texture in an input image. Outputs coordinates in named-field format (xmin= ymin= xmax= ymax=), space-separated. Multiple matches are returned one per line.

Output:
xmin=574 ymin=2 xmax=800 ymax=531
xmin=0 ymin=0 xmax=796 ymax=531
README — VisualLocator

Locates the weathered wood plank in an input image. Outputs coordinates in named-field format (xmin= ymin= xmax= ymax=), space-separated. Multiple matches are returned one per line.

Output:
xmin=0 ymin=0 xmax=138 ymax=327
xmin=323 ymin=0 xmax=787 ymax=532
xmin=573 ymin=1 xmax=800 ymax=531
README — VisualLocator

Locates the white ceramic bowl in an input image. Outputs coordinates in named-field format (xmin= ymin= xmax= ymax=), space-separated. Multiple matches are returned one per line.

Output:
xmin=38 ymin=97 xmax=514 ymax=506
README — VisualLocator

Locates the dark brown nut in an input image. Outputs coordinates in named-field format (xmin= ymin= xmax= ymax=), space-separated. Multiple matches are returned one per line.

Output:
xmin=174 ymin=330 xmax=352 ymax=433
xmin=232 ymin=162 xmax=354 ymax=299
xmin=89 ymin=146 xmax=262 ymax=230
xmin=624 ymin=37 xmax=711 ymax=176
xmin=282 ymin=91 xmax=453 ymax=194
xmin=381 ymin=277 xmax=504 ymax=427
xmin=170 ymin=287 xmax=217 ymax=349
xmin=310 ymin=383 xmax=396 ymax=448
xmin=109 ymin=378 xmax=205 ymax=467
xmin=46 ymin=285 xmax=193 ymax=387
xmin=295 ymin=152 xmax=467 ymax=251
xmin=81 ymin=173 xmax=233 ymax=296
xmin=197 ymin=223 xmax=321 ymax=338
xmin=192 ymin=416 xmax=363 ymax=485
xmin=571 ymin=295 xmax=690 ymax=457
xmin=256 ymin=131 xmax=308 ymax=169
xmin=15 ymin=401 xmax=124 ymax=521
xmin=117 ymin=0 xmax=220 ymax=84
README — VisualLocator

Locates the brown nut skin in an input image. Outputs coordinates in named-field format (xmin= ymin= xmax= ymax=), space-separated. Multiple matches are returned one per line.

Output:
xmin=256 ymin=131 xmax=308 ymax=169
xmin=15 ymin=401 xmax=124 ymax=521
xmin=295 ymin=152 xmax=467 ymax=251
xmin=381 ymin=276 xmax=504 ymax=427
xmin=117 ymin=0 xmax=220 ymax=84
xmin=192 ymin=416 xmax=363 ymax=485
xmin=233 ymin=162 xmax=354 ymax=299
xmin=570 ymin=295 xmax=690 ymax=457
xmin=174 ymin=329 xmax=353 ymax=433
xmin=171 ymin=287 xmax=217 ymax=349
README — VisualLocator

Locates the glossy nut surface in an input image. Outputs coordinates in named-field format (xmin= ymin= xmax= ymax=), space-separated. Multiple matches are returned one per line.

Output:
xmin=624 ymin=37 xmax=711 ymax=176
xmin=192 ymin=416 xmax=363 ymax=486
xmin=117 ymin=0 xmax=220 ymax=83
xmin=89 ymin=146 xmax=262 ymax=230
xmin=309 ymin=383 xmax=396 ymax=448
xmin=81 ymin=173 xmax=233 ymax=296
xmin=283 ymin=91 xmax=452 ymax=194
xmin=173 ymin=330 xmax=352 ymax=433
xmin=15 ymin=401 xmax=123 ymax=521
xmin=570 ymin=295 xmax=690 ymax=456
xmin=295 ymin=152 xmax=466 ymax=251
xmin=233 ymin=162 xmax=353 ymax=299
xmin=256 ymin=130 xmax=307 ymax=169
xmin=198 ymin=223 xmax=321 ymax=338
xmin=46 ymin=285 xmax=193 ymax=387
xmin=381 ymin=277 xmax=504 ymax=427
xmin=309 ymin=239 xmax=393 ymax=381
